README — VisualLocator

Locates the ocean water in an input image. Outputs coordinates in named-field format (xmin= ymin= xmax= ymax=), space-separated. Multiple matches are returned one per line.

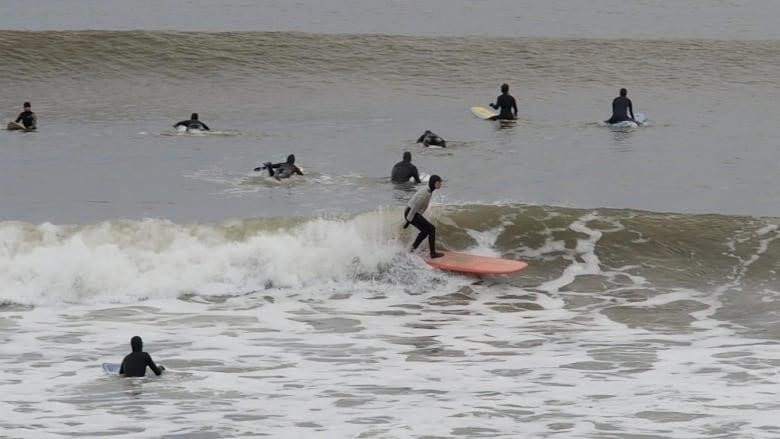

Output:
xmin=1 ymin=1 xmax=780 ymax=438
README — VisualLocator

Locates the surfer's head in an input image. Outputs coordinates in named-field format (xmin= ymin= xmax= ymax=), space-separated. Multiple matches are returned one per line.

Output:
xmin=286 ymin=154 xmax=296 ymax=164
xmin=130 ymin=336 xmax=143 ymax=352
xmin=429 ymin=174 xmax=442 ymax=191
xmin=23 ymin=102 xmax=30 ymax=109
xmin=403 ymin=151 xmax=412 ymax=162
xmin=620 ymin=88 xmax=627 ymax=97
xmin=501 ymin=83 xmax=509 ymax=94
xmin=191 ymin=113 xmax=199 ymax=120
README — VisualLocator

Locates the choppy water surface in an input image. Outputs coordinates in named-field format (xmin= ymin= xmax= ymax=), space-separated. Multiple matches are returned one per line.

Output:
xmin=2 ymin=1 xmax=780 ymax=438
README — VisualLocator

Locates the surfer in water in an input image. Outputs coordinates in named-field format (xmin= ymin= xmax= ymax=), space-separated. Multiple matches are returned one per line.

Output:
xmin=391 ymin=151 xmax=421 ymax=183
xmin=403 ymin=175 xmax=444 ymax=259
xmin=416 ymin=130 xmax=446 ymax=148
xmin=605 ymin=88 xmax=635 ymax=124
xmin=254 ymin=154 xmax=304 ymax=179
xmin=489 ymin=83 xmax=517 ymax=120
xmin=119 ymin=336 xmax=165 ymax=377
xmin=15 ymin=102 xmax=37 ymax=130
xmin=173 ymin=113 xmax=210 ymax=131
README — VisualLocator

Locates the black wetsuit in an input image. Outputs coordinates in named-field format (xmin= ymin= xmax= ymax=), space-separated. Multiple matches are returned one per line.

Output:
xmin=490 ymin=94 xmax=517 ymax=120
xmin=606 ymin=96 xmax=634 ymax=123
xmin=119 ymin=351 xmax=163 ymax=377
xmin=15 ymin=110 xmax=36 ymax=129
xmin=416 ymin=131 xmax=446 ymax=148
xmin=174 ymin=119 xmax=210 ymax=131
xmin=267 ymin=163 xmax=303 ymax=179
xmin=391 ymin=160 xmax=421 ymax=183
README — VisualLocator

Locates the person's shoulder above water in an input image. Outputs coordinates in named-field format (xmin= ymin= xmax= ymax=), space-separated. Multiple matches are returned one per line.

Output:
xmin=416 ymin=130 xmax=446 ymax=148
xmin=14 ymin=101 xmax=37 ymax=129
xmin=119 ymin=336 xmax=164 ymax=377
xmin=173 ymin=112 xmax=210 ymax=131
xmin=391 ymin=151 xmax=421 ymax=183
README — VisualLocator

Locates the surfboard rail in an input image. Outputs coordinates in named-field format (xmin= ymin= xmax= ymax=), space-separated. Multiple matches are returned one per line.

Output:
xmin=424 ymin=251 xmax=528 ymax=275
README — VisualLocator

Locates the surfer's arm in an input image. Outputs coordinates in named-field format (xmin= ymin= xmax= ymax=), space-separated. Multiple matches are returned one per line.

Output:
xmin=173 ymin=120 xmax=187 ymax=128
xmin=412 ymin=167 xmax=421 ymax=184
xmin=14 ymin=113 xmax=23 ymax=123
xmin=628 ymin=100 xmax=635 ymax=120
xmin=200 ymin=122 xmax=210 ymax=131
xmin=145 ymin=353 xmax=163 ymax=376
xmin=512 ymin=97 xmax=518 ymax=117
xmin=293 ymin=165 xmax=304 ymax=176
xmin=416 ymin=134 xmax=425 ymax=143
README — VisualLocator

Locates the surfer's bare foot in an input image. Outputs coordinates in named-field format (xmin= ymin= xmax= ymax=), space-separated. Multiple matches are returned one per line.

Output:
xmin=430 ymin=252 xmax=444 ymax=259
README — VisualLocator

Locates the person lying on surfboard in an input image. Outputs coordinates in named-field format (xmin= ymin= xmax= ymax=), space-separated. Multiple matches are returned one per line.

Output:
xmin=391 ymin=151 xmax=421 ymax=183
xmin=605 ymin=88 xmax=636 ymax=124
xmin=403 ymin=175 xmax=444 ymax=259
xmin=489 ymin=83 xmax=517 ymax=120
xmin=254 ymin=154 xmax=304 ymax=179
xmin=173 ymin=113 xmax=210 ymax=131
xmin=119 ymin=336 xmax=165 ymax=377
xmin=416 ymin=130 xmax=446 ymax=147
xmin=15 ymin=102 xmax=37 ymax=130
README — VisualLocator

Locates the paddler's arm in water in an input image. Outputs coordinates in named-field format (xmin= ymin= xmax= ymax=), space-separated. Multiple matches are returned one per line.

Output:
xmin=200 ymin=122 xmax=210 ymax=131
xmin=173 ymin=120 xmax=187 ymax=128
xmin=293 ymin=165 xmax=304 ymax=176
xmin=412 ymin=166 xmax=421 ymax=184
xmin=145 ymin=353 xmax=164 ymax=376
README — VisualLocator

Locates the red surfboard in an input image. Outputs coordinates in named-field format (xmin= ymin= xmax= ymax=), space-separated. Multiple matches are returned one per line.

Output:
xmin=425 ymin=252 xmax=528 ymax=275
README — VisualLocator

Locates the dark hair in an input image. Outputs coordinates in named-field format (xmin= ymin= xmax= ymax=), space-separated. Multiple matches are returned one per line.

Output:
xmin=428 ymin=174 xmax=442 ymax=191
xmin=501 ymin=83 xmax=509 ymax=93
xmin=403 ymin=151 xmax=411 ymax=162
xmin=23 ymin=102 xmax=31 ymax=108
xmin=286 ymin=154 xmax=295 ymax=164
xmin=619 ymin=88 xmax=627 ymax=96
xmin=191 ymin=113 xmax=199 ymax=120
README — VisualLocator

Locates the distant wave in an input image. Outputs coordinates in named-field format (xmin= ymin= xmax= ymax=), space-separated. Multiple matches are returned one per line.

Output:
xmin=1 ymin=30 xmax=779 ymax=89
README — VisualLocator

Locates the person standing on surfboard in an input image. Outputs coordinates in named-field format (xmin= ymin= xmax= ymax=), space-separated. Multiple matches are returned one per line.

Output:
xmin=605 ymin=88 xmax=635 ymax=124
xmin=489 ymin=84 xmax=517 ymax=120
xmin=173 ymin=113 xmax=210 ymax=131
xmin=119 ymin=336 xmax=165 ymax=377
xmin=391 ymin=151 xmax=421 ymax=183
xmin=403 ymin=175 xmax=444 ymax=259
xmin=15 ymin=102 xmax=36 ymax=130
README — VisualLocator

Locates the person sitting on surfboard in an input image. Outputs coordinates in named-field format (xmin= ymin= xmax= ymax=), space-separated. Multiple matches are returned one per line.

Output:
xmin=403 ymin=175 xmax=444 ymax=259
xmin=254 ymin=154 xmax=304 ymax=179
xmin=119 ymin=336 xmax=165 ymax=377
xmin=489 ymin=83 xmax=517 ymax=120
xmin=391 ymin=151 xmax=421 ymax=183
xmin=173 ymin=113 xmax=210 ymax=131
xmin=416 ymin=130 xmax=446 ymax=148
xmin=605 ymin=88 xmax=635 ymax=124
xmin=15 ymin=102 xmax=36 ymax=130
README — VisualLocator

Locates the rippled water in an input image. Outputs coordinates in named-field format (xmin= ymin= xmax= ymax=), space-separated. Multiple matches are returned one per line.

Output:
xmin=2 ymin=1 xmax=780 ymax=438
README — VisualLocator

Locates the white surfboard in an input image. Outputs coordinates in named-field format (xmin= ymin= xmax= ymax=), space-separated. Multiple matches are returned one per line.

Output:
xmin=470 ymin=106 xmax=498 ymax=120
xmin=102 ymin=363 xmax=121 ymax=374
xmin=606 ymin=113 xmax=646 ymax=128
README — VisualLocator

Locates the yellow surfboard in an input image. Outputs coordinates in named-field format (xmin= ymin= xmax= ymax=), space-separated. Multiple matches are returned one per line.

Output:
xmin=470 ymin=106 xmax=498 ymax=120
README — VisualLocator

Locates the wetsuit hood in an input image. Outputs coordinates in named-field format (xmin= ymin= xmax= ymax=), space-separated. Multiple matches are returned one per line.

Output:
xmin=403 ymin=151 xmax=412 ymax=162
xmin=428 ymin=175 xmax=441 ymax=191
xmin=131 ymin=336 xmax=143 ymax=352
xmin=286 ymin=154 xmax=296 ymax=164
xmin=191 ymin=113 xmax=199 ymax=120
